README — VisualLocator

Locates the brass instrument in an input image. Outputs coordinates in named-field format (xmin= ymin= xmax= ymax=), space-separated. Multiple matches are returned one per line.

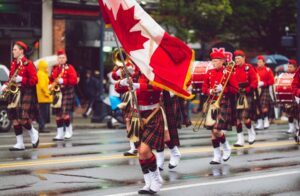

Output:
xmin=50 ymin=66 xmax=65 ymax=108
xmin=0 ymin=59 xmax=23 ymax=101
xmin=50 ymin=66 xmax=65 ymax=95
xmin=211 ymin=61 xmax=235 ymax=109
xmin=193 ymin=61 xmax=235 ymax=131
xmin=112 ymin=48 xmax=131 ymax=68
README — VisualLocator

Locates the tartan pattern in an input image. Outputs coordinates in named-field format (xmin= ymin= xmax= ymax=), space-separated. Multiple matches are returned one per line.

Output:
xmin=121 ymin=92 xmax=133 ymax=121
xmin=259 ymin=87 xmax=273 ymax=109
xmin=52 ymin=86 xmax=75 ymax=116
xmin=236 ymin=93 xmax=256 ymax=120
xmin=284 ymin=103 xmax=300 ymax=119
xmin=163 ymin=91 xmax=180 ymax=147
xmin=8 ymin=87 xmax=39 ymax=121
xmin=214 ymin=96 xmax=232 ymax=131
xmin=137 ymin=109 xmax=165 ymax=150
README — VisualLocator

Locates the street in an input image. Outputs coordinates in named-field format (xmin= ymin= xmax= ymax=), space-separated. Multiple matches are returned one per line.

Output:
xmin=0 ymin=124 xmax=300 ymax=196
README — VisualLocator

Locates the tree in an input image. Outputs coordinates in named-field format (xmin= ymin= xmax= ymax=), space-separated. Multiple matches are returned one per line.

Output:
xmin=157 ymin=0 xmax=232 ymax=42
xmin=157 ymin=0 xmax=297 ymax=54
xmin=223 ymin=0 xmax=297 ymax=53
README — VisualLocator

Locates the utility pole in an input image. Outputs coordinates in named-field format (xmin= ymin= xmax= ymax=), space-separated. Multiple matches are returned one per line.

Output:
xmin=91 ymin=16 xmax=106 ymax=123
xmin=297 ymin=0 xmax=300 ymax=63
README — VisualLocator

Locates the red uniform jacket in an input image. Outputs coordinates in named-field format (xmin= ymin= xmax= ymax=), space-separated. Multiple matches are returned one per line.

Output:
xmin=232 ymin=63 xmax=258 ymax=93
xmin=202 ymin=66 xmax=238 ymax=96
xmin=115 ymin=74 xmax=162 ymax=106
xmin=50 ymin=64 xmax=77 ymax=86
xmin=8 ymin=56 xmax=38 ymax=87
xmin=292 ymin=67 xmax=300 ymax=97
xmin=256 ymin=66 xmax=275 ymax=87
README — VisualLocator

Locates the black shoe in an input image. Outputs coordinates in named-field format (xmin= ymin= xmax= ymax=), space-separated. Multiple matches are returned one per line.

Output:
xmin=138 ymin=189 xmax=152 ymax=194
xmin=209 ymin=161 xmax=221 ymax=165
xmin=168 ymin=163 xmax=177 ymax=169
xmin=123 ymin=151 xmax=137 ymax=156
xmin=148 ymin=190 xmax=157 ymax=195
xmin=159 ymin=167 xmax=163 ymax=171
xmin=32 ymin=138 xmax=39 ymax=148
xmin=53 ymin=138 xmax=64 ymax=141
xmin=233 ymin=144 xmax=244 ymax=147
xmin=9 ymin=147 xmax=25 ymax=151
xmin=223 ymin=156 xmax=230 ymax=162
xmin=248 ymin=140 xmax=255 ymax=145
xmin=82 ymin=114 xmax=88 ymax=118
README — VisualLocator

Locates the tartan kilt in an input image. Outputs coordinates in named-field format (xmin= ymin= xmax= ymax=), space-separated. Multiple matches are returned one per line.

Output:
xmin=121 ymin=92 xmax=133 ymax=121
xmin=8 ymin=87 xmax=39 ymax=121
xmin=214 ymin=96 xmax=232 ymax=131
xmin=284 ymin=102 xmax=299 ymax=119
xmin=163 ymin=95 xmax=180 ymax=147
xmin=137 ymin=109 xmax=165 ymax=150
xmin=52 ymin=86 xmax=74 ymax=116
xmin=237 ymin=93 xmax=256 ymax=120
xmin=260 ymin=87 xmax=273 ymax=109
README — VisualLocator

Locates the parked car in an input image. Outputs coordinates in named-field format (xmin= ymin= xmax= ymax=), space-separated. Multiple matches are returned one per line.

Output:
xmin=0 ymin=64 xmax=12 ymax=132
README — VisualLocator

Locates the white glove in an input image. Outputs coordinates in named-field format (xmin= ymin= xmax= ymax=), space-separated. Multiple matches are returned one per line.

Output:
xmin=0 ymin=84 xmax=7 ymax=92
xmin=215 ymin=84 xmax=223 ymax=93
xmin=258 ymin=81 xmax=264 ymax=87
xmin=58 ymin=78 xmax=64 ymax=84
xmin=15 ymin=75 xmax=22 ymax=83
xmin=295 ymin=96 xmax=300 ymax=104
xmin=116 ymin=69 xmax=122 ymax=77
xmin=132 ymin=83 xmax=140 ymax=91
xmin=209 ymin=89 xmax=215 ymax=95
xmin=48 ymin=84 xmax=52 ymax=90
xmin=119 ymin=78 xmax=129 ymax=87
xmin=127 ymin=66 xmax=135 ymax=75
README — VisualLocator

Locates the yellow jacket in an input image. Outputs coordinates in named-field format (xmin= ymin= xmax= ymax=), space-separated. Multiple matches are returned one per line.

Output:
xmin=36 ymin=60 xmax=53 ymax=103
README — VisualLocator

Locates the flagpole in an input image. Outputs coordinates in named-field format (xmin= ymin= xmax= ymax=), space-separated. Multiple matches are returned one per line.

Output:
xmin=112 ymin=31 xmax=142 ymax=137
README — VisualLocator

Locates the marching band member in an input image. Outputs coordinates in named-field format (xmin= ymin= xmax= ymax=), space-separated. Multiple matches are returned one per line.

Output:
xmin=233 ymin=50 xmax=258 ymax=147
xmin=156 ymin=91 xmax=182 ymax=171
xmin=202 ymin=51 xmax=238 ymax=164
xmin=50 ymin=50 xmax=77 ymax=141
xmin=115 ymin=71 xmax=164 ymax=194
xmin=255 ymin=55 xmax=275 ymax=129
xmin=1 ymin=41 xmax=39 ymax=151
xmin=112 ymin=61 xmax=138 ymax=156
xmin=292 ymin=60 xmax=300 ymax=137
xmin=285 ymin=59 xmax=299 ymax=134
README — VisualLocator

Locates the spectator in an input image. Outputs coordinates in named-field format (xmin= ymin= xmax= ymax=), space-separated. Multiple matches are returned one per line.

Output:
xmin=82 ymin=70 xmax=100 ymax=117
xmin=36 ymin=60 xmax=52 ymax=133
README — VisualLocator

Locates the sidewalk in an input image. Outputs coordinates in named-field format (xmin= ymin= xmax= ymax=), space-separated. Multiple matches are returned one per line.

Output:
xmin=40 ymin=107 xmax=107 ymax=130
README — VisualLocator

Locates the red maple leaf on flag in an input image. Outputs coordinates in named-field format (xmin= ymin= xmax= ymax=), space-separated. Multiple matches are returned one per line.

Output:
xmin=103 ymin=3 xmax=149 ymax=52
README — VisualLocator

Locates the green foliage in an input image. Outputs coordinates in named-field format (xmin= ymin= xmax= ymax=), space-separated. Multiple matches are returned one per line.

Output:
xmin=158 ymin=0 xmax=297 ymax=53
xmin=158 ymin=0 xmax=232 ymax=42
xmin=224 ymin=0 xmax=296 ymax=52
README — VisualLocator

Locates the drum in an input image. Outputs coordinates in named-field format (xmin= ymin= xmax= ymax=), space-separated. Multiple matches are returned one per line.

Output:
xmin=191 ymin=61 xmax=213 ymax=93
xmin=274 ymin=73 xmax=294 ymax=103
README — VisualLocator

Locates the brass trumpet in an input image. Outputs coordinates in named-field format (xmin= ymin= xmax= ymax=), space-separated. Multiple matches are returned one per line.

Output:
xmin=112 ymin=48 xmax=131 ymax=67
xmin=193 ymin=61 xmax=235 ymax=132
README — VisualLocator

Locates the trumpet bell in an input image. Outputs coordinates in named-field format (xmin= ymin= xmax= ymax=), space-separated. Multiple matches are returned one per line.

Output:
xmin=112 ymin=48 xmax=131 ymax=67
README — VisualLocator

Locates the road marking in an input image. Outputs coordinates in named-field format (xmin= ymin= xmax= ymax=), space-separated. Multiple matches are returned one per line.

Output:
xmin=0 ymin=140 xmax=297 ymax=169
xmin=104 ymin=170 xmax=300 ymax=196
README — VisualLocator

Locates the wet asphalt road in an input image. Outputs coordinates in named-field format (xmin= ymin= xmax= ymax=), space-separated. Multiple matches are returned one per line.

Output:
xmin=0 ymin=124 xmax=300 ymax=196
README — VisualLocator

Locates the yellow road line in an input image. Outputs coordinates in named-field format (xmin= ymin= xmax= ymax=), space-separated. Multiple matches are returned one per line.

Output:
xmin=0 ymin=140 xmax=296 ymax=169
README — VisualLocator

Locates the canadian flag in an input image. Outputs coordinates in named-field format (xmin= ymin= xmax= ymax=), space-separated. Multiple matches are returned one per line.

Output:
xmin=98 ymin=0 xmax=194 ymax=99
